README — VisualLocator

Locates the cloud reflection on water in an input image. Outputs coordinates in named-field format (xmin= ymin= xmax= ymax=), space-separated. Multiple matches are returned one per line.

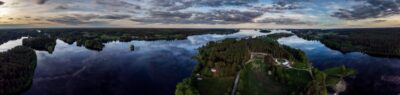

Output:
xmin=25 ymin=29 xmax=279 ymax=95
xmin=0 ymin=37 xmax=27 ymax=52
xmin=278 ymin=35 xmax=400 ymax=95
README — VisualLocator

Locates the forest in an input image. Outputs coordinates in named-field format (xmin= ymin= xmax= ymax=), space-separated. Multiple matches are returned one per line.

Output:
xmin=175 ymin=36 xmax=355 ymax=95
xmin=0 ymin=29 xmax=40 ymax=45
xmin=266 ymin=33 xmax=294 ymax=40
xmin=259 ymin=29 xmax=272 ymax=33
xmin=0 ymin=46 xmax=37 ymax=95
xmin=292 ymin=28 xmax=400 ymax=57
xmin=22 ymin=36 xmax=57 ymax=53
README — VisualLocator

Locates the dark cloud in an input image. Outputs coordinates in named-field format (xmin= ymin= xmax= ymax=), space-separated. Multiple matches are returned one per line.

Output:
xmin=47 ymin=14 xmax=131 ymax=25
xmin=151 ymin=0 xmax=259 ymax=11
xmin=202 ymin=10 xmax=262 ymax=23
xmin=34 ymin=18 xmax=42 ymax=21
xmin=197 ymin=0 xmax=259 ymax=7
xmin=95 ymin=0 xmax=135 ymax=7
xmin=256 ymin=17 xmax=317 ymax=25
xmin=55 ymin=5 xmax=68 ymax=10
xmin=332 ymin=0 xmax=400 ymax=20
xmin=373 ymin=20 xmax=386 ymax=23
xmin=36 ymin=0 xmax=48 ymax=4
xmin=90 ymin=0 xmax=141 ymax=13
xmin=149 ymin=11 xmax=193 ymax=19
xmin=134 ymin=10 xmax=263 ymax=24
xmin=98 ymin=14 xmax=131 ymax=19
xmin=47 ymin=14 xmax=100 ymax=25
xmin=272 ymin=0 xmax=309 ymax=6
xmin=150 ymin=0 xmax=195 ymax=11
xmin=273 ymin=4 xmax=305 ymax=10
xmin=272 ymin=0 xmax=309 ymax=10
xmin=252 ymin=4 xmax=304 ymax=13
xmin=251 ymin=0 xmax=308 ymax=13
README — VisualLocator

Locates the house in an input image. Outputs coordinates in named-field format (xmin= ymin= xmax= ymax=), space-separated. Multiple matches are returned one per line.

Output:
xmin=211 ymin=68 xmax=217 ymax=73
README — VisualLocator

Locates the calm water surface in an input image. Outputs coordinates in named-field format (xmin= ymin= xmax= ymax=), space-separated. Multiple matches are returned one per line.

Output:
xmin=0 ymin=30 xmax=284 ymax=95
xmin=1 ymin=30 xmax=399 ymax=95
xmin=278 ymin=36 xmax=400 ymax=95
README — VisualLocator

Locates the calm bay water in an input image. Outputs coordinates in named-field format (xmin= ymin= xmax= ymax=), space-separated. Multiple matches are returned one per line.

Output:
xmin=1 ymin=30 xmax=399 ymax=95
xmin=1 ymin=30 xmax=281 ymax=95
xmin=278 ymin=36 xmax=400 ymax=95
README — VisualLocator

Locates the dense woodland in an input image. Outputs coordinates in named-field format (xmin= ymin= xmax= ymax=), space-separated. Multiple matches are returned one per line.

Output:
xmin=259 ymin=29 xmax=272 ymax=33
xmin=266 ymin=33 xmax=294 ymax=40
xmin=0 ymin=30 xmax=40 ymax=45
xmin=292 ymin=28 xmax=400 ymax=57
xmin=22 ymin=36 xmax=57 ymax=53
xmin=0 ymin=46 xmax=37 ymax=95
xmin=176 ymin=36 xmax=355 ymax=95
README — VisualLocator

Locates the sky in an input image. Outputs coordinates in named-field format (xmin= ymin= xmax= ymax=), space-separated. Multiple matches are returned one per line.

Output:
xmin=0 ymin=0 xmax=399 ymax=28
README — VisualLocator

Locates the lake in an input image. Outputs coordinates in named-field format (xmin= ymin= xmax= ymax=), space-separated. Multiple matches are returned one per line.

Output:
xmin=278 ymin=35 xmax=400 ymax=95
xmin=0 ymin=29 xmax=399 ymax=95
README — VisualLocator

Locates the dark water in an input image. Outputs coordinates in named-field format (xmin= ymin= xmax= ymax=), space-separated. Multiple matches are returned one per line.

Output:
xmin=1 ymin=30 xmax=399 ymax=95
xmin=278 ymin=36 xmax=400 ymax=95
xmin=1 ymin=30 xmax=283 ymax=95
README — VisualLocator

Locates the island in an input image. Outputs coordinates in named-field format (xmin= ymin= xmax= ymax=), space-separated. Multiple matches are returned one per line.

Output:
xmin=259 ymin=29 xmax=272 ymax=33
xmin=22 ymin=36 xmax=57 ymax=53
xmin=175 ymin=36 xmax=355 ymax=95
xmin=292 ymin=28 xmax=400 ymax=57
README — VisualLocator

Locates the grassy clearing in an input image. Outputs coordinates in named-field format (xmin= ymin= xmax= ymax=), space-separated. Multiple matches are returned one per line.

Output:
xmin=237 ymin=59 xmax=289 ymax=95
xmin=196 ymin=77 xmax=234 ymax=95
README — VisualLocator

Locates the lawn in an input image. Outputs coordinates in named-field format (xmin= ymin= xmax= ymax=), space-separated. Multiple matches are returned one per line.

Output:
xmin=237 ymin=59 xmax=289 ymax=95
xmin=196 ymin=77 xmax=234 ymax=95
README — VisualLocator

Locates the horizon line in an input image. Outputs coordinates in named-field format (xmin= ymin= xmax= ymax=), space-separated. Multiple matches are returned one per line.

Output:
xmin=1 ymin=26 xmax=400 ymax=30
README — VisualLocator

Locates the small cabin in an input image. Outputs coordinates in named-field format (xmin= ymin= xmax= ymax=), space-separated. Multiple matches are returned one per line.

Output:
xmin=211 ymin=68 xmax=217 ymax=73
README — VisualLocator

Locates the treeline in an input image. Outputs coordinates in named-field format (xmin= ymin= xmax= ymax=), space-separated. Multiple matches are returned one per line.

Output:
xmin=259 ymin=29 xmax=272 ymax=33
xmin=0 ymin=46 xmax=37 ymax=95
xmin=0 ymin=28 xmax=239 ymax=51
xmin=195 ymin=38 xmax=250 ymax=77
xmin=0 ymin=29 xmax=40 ymax=45
xmin=292 ymin=28 xmax=400 ymax=57
xmin=23 ymin=36 xmax=57 ymax=53
xmin=266 ymin=33 xmax=294 ymax=40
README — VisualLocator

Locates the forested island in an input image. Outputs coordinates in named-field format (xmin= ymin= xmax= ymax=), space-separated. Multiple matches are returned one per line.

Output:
xmin=175 ymin=36 xmax=355 ymax=95
xmin=265 ymin=33 xmax=293 ymax=40
xmin=0 ymin=46 xmax=37 ymax=95
xmin=259 ymin=29 xmax=272 ymax=33
xmin=22 ymin=36 xmax=57 ymax=53
xmin=292 ymin=28 xmax=400 ymax=57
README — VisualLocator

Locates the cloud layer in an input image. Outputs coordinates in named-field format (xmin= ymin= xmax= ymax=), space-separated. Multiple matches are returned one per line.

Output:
xmin=332 ymin=0 xmax=400 ymax=20
xmin=0 ymin=0 xmax=399 ymax=28
xmin=133 ymin=10 xmax=263 ymax=24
